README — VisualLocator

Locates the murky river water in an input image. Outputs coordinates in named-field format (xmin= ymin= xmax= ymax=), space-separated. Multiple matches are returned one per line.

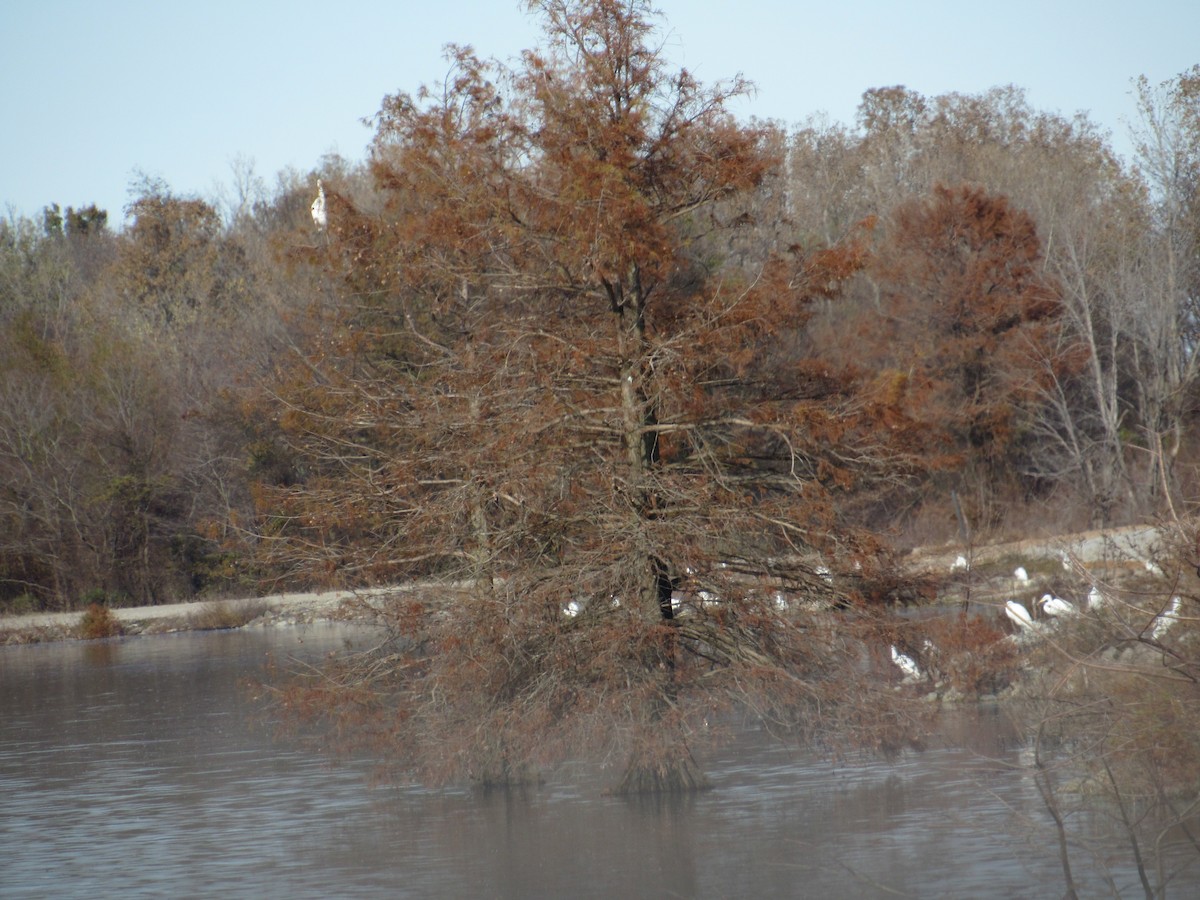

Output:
xmin=1 ymin=624 xmax=1196 ymax=898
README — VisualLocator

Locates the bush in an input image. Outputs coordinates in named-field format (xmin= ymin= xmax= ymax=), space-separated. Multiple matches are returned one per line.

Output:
xmin=79 ymin=603 xmax=123 ymax=640
xmin=186 ymin=598 xmax=268 ymax=631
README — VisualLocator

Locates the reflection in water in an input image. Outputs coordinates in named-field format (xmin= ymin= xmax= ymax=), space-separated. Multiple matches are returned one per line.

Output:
xmin=1 ymin=626 xmax=1196 ymax=898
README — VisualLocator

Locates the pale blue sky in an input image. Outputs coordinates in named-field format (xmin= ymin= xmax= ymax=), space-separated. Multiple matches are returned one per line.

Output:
xmin=2 ymin=1 xmax=1197 ymax=226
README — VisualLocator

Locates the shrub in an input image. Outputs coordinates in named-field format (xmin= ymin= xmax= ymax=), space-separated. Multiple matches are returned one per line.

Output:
xmin=79 ymin=603 xmax=123 ymax=640
xmin=187 ymin=598 xmax=268 ymax=631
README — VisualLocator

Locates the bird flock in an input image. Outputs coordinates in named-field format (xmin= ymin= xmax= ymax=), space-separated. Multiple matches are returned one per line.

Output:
xmin=997 ymin=560 xmax=1185 ymax=645
xmin=880 ymin=552 xmax=1194 ymax=686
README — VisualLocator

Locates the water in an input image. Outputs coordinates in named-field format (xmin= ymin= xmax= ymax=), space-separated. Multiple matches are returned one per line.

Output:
xmin=1 ymin=625 xmax=1196 ymax=898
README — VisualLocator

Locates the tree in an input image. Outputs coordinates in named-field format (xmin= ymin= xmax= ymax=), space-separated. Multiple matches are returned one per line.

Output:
xmin=114 ymin=177 xmax=250 ymax=329
xmin=787 ymin=85 xmax=1156 ymax=532
xmin=856 ymin=184 xmax=1066 ymax=527
xmin=261 ymin=0 xmax=934 ymax=791
xmin=1125 ymin=66 xmax=1200 ymax=515
xmin=0 ymin=218 xmax=188 ymax=607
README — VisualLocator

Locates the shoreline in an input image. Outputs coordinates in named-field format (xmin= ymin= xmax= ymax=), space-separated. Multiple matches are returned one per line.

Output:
xmin=0 ymin=523 xmax=1168 ymax=646
xmin=0 ymin=588 xmax=388 ymax=645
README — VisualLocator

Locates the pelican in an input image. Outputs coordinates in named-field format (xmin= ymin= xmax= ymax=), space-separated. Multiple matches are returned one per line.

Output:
xmin=890 ymin=645 xmax=921 ymax=682
xmin=1151 ymin=596 xmax=1183 ymax=641
xmin=1013 ymin=566 xmax=1029 ymax=584
xmin=1005 ymin=600 xmax=1036 ymax=631
xmin=311 ymin=179 xmax=327 ymax=230
xmin=1039 ymin=594 xmax=1077 ymax=618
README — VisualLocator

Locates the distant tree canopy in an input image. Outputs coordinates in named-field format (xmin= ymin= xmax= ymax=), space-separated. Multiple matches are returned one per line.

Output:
xmin=860 ymin=183 xmax=1067 ymax=501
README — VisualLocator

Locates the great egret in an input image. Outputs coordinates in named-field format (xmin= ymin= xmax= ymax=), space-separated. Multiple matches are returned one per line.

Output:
xmin=1005 ymin=600 xmax=1036 ymax=631
xmin=311 ymin=179 xmax=327 ymax=230
xmin=1151 ymin=596 xmax=1183 ymax=640
xmin=1039 ymin=594 xmax=1077 ymax=617
xmin=951 ymin=555 xmax=969 ymax=572
xmin=890 ymin=645 xmax=921 ymax=682
xmin=1014 ymin=566 xmax=1029 ymax=584
xmin=1087 ymin=585 xmax=1105 ymax=610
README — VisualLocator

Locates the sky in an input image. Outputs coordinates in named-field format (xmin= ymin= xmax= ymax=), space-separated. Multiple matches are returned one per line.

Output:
xmin=2 ymin=0 xmax=1198 ymax=227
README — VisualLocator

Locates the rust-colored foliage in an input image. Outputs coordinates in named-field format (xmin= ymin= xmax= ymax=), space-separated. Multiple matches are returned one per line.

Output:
xmin=920 ymin=614 xmax=1017 ymax=697
xmin=255 ymin=0 xmax=937 ymax=790
xmin=864 ymin=183 xmax=1066 ymax=491
xmin=78 ymin=603 xmax=123 ymax=640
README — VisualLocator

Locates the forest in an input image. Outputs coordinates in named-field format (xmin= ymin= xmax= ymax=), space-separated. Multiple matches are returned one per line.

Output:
xmin=5 ymin=44 xmax=1197 ymax=613
xmin=3 ymin=0 xmax=1200 ymax=830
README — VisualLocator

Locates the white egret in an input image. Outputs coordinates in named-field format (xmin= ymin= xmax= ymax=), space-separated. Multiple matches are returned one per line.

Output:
xmin=890 ymin=645 xmax=921 ymax=682
xmin=1087 ymin=585 xmax=1105 ymax=610
xmin=1151 ymin=596 xmax=1183 ymax=641
xmin=951 ymin=555 xmax=969 ymax=572
xmin=1005 ymin=600 xmax=1036 ymax=631
xmin=311 ymin=179 xmax=327 ymax=230
xmin=1013 ymin=566 xmax=1029 ymax=584
xmin=1039 ymin=594 xmax=1077 ymax=618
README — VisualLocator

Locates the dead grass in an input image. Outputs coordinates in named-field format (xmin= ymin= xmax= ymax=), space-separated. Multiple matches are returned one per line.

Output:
xmin=185 ymin=598 xmax=270 ymax=631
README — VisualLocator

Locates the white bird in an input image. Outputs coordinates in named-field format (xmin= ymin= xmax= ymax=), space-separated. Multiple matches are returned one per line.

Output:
xmin=562 ymin=599 xmax=582 ymax=618
xmin=890 ymin=645 xmax=921 ymax=682
xmin=1151 ymin=596 xmax=1183 ymax=641
xmin=1005 ymin=600 xmax=1036 ymax=631
xmin=1087 ymin=585 xmax=1105 ymax=610
xmin=1039 ymin=594 xmax=1077 ymax=618
xmin=311 ymin=179 xmax=327 ymax=230
xmin=1060 ymin=550 xmax=1072 ymax=572
xmin=951 ymin=555 xmax=969 ymax=572
xmin=1013 ymin=566 xmax=1029 ymax=584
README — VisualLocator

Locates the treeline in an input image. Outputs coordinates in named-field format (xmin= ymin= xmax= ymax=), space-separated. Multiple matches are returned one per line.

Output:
xmin=1 ymin=64 xmax=1197 ymax=612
